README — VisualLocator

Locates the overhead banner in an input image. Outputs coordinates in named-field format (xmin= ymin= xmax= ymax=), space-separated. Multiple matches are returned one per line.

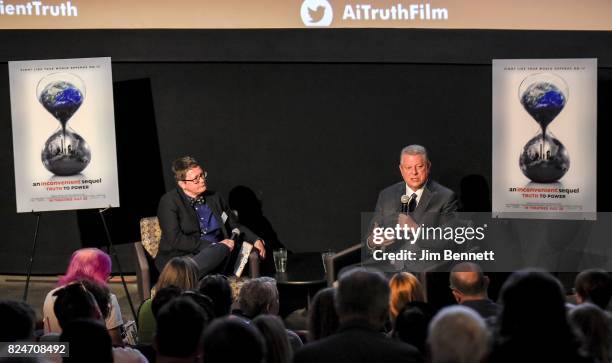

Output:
xmin=9 ymin=57 xmax=120 ymax=213
xmin=492 ymin=58 xmax=597 ymax=220
xmin=0 ymin=0 xmax=611 ymax=30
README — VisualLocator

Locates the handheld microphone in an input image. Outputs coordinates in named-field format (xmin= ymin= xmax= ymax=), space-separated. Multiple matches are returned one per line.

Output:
xmin=401 ymin=194 xmax=410 ymax=213
xmin=230 ymin=228 xmax=241 ymax=241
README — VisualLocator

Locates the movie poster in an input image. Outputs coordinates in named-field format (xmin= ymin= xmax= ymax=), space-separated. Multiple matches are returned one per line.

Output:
xmin=9 ymin=57 xmax=120 ymax=212
xmin=492 ymin=58 xmax=596 ymax=220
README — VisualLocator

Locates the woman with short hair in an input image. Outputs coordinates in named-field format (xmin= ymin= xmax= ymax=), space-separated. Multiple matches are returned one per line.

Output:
xmin=42 ymin=248 xmax=124 ymax=345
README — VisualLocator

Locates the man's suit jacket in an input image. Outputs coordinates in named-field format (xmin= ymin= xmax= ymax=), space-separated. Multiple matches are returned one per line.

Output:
xmin=373 ymin=179 xmax=458 ymax=229
xmin=293 ymin=320 xmax=423 ymax=363
xmin=155 ymin=188 xmax=259 ymax=271
xmin=462 ymin=299 xmax=501 ymax=319
xmin=369 ymin=180 xmax=459 ymax=271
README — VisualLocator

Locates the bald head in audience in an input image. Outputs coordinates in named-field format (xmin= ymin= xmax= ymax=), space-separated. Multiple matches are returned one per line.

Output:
xmin=449 ymin=262 xmax=500 ymax=319
xmin=450 ymin=262 xmax=489 ymax=303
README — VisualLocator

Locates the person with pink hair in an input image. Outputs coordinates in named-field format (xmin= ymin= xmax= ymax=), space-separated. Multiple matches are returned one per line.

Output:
xmin=42 ymin=248 xmax=124 ymax=345
xmin=57 ymin=247 xmax=112 ymax=286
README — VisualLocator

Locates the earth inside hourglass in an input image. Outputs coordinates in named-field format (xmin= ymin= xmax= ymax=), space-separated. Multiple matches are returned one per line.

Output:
xmin=518 ymin=73 xmax=570 ymax=183
xmin=37 ymin=73 xmax=91 ymax=176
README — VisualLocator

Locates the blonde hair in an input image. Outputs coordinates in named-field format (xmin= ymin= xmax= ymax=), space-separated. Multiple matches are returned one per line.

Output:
xmin=389 ymin=272 xmax=426 ymax=319
xmin=155 ymin=257 xmax=199 ymax=293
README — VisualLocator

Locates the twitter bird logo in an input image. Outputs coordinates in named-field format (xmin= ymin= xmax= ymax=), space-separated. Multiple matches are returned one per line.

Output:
xmin=301 ymin=0 xmax=333 ymax=27
xmin=308 ymin=6 xmax=326 ymax=23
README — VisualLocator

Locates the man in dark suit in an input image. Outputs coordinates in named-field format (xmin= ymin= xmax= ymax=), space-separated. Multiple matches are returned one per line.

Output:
xmin=293 ymin=268 xmax=423 ymax=363
xmin=366 ymin=145 xmax=458 ymax=272
xmin=372 ymin=144 xmax=458 ymax=235
xmin=449 ymin=262 xmax=500 ymax=319
xmin=156 ymin=156 xmax=265 ymax=276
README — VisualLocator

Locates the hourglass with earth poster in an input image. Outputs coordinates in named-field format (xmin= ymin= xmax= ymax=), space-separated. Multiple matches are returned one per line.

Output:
xmin=37 ymin=72 xmax=91 ymax=176
xmin=518 ymin=73 xmax=570 ymax=183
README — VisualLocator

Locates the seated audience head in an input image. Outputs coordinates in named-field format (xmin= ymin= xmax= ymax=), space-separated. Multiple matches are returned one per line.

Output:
xmin=155 ymin=296 xmax=209 ymax=360
xmin=155 ymin=256 xmax=199 ymax=292
xmin=491 ymin=269 xmax=586 ymax=363
xmin=152 ymin=286 xmax=215 ymax=321
xmin=428 ymin=305 xmax=489 ymax=363
xmin=0 ymin=300 xmax=36 ymax=342
xmin=392 ymin=304 xmax=430 ymax=353
xmin=80 ymin=279 xmax=111 ymax=320
xmin=449 ymin=262 xmax=489 ymax=303
xmin=199 ymin=274 xmax=233 ymax=317
xmin=259 ymin=277 xmax=280 ymax=314
xmin=202 ymin=318 xmax=265 ymax=363
xmin=389 ymin=272 xmax=425 ymax=320
xmin=181 ymin=290 xmax=216 ymax=322
xmin=58 ymin=248 xmax=112 ymax=286
xmin=60 ymin=319 xmax=113 ymax=363
xmin=53 ymin=280 xmax=109 ymax=329
xmin=335 ymin=268 xmax=390 ymax=329
xmin=574 ymin=268 xmax=612 ymax=309
xmin=238 ymin=277 xmax=279 ymax=318
xmin=151 ymin=285 xmax=182 ymax=319
xmin=252 ymin=314 xmax=292 ymax=363
xmin=307 ymin=287 xmax=339 ymax=342
xmin=569 ymin=303 xmax=611 ymax=363
xmin=498 ymin=269 xmax=570 ymax=339
xmin=172 ymin=156 xmax=206 ymax=198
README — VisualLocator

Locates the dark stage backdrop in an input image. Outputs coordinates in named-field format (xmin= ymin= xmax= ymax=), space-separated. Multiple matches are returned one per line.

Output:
xmin=0 ymin=29 xmax=611 ymax=274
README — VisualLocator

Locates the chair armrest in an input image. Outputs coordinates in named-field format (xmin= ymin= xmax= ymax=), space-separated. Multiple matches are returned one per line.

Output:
xmin=248 ymin=250 xmax=260 ymax=278
xmin=326 ymin=244 xmax=362 ymax=286
xmin=134 ymin=242 xmax=151 ymax=301
xmin=335 ymin=244 xmax=362 ymax=258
